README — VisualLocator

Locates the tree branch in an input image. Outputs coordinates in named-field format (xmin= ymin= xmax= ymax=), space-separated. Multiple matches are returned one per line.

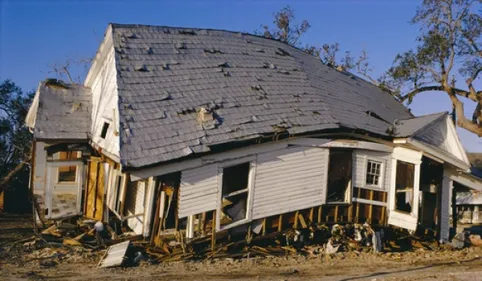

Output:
xmin=400 ymin=85 xmax=443 ymax=102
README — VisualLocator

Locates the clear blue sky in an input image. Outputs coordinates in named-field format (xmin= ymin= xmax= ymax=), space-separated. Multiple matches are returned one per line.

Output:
xmin=1 ymin=0 xmax=480 ymax=151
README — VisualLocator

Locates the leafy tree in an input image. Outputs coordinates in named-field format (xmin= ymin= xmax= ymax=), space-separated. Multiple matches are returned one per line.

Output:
xmin=0 ymin=80 xmax=33 ymax=194
xmin=388 ymin=0 xmax=482 ymax=136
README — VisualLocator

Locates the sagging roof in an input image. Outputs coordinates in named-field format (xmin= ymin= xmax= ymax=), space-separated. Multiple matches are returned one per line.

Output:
xmin=109 ymin=24 xmax=413 ymax=168
xmin=25 ymin=80 xmax=92 ymax=140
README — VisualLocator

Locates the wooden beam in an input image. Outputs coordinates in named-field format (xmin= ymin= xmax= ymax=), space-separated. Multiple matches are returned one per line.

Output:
xmin=298 ymin=213 xmax=307 ymax=228
xmin=278 ymin=214 xmax=283 ymax=232
xmin=318 ymin=206 xmax=322 ymax=223
xmin=201 ymin=212 xmax=207 ymax=236
xmin=334 ymin=205 xmax=339 ymax=223
xmin=309 ymin=208 xmax=314 ymax=223
xmin=368 ymin=190 xmax=374 ymax=224
xmin=262 ymin=218 xmax=267 ymax=236
xmin=293 ymin=211 xmax=299 ymax=229
xmin=211 ymin=210 xmax=216 ymax=252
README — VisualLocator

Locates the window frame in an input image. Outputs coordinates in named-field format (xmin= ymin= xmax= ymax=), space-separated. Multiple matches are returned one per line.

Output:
xmin=216 ymin=156 xmax=256 ymax=231
xmin=364 ymin=158 xmax=385 ymax=189
xmin=394 ymin=160 xmax=416 ymax=214
xmin=107 ymin=168 xmax=127 ymax=219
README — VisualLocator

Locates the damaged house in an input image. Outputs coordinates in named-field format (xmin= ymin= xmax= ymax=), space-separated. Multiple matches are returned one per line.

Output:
xmin=25 ymin=24 xmax=482 ymax=249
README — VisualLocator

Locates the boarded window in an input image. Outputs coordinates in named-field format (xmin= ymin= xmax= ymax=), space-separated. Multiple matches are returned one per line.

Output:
xmin=395 ymin=160 xmax=415 ymax=213
xmin=327 ymin=150 xmax=353 ymax=203
xmin=220 ymin=162 xmax=250 ymax=227
xmin=57 ymin=151 xmax=81 ymax=182
xmin=366 ymin=160 xmax=382 ymax=186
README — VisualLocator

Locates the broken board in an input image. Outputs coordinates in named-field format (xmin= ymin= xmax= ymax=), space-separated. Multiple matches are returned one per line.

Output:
xmin=98 ymin=240 xmax=130 ymax=268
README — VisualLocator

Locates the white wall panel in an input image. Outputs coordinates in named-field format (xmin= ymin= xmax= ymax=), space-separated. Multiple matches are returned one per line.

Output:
xmin=179 ymin=164 xmax=219 ymax=218
xmin=251 ymin=146 xmax=328 ymax=220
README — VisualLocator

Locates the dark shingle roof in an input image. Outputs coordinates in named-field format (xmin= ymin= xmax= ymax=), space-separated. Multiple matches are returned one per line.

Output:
xmin=110 ymin=24 xmax=412 ymax=168
xmin=392 ymin=112 xmax=447 ymax=138
xmin=28 ymin=81 xmax=91 ymax=140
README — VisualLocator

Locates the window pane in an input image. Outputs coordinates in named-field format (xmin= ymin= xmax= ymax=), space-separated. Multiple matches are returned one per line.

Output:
xmin=366 ymin=160 xmax=381 ymax=186
xmin=395 ymin=161 xmax=415 ymax=213
xmin=222 ymin=162 xmax=250 ymax=196
xmin=58 ymin=166 xmax=77 ymax=182
xmin=221 ymin=162 xmax=250 ymax=226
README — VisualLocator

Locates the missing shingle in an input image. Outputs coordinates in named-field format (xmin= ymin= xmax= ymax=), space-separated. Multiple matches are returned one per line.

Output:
xmin=275 ymin=48 xmax=290 ymax=56
xmin=175 ymin=42 xmax=187 ymax=50
xmin=178 ymin=29 xmax=197 ymax=35
xmin=366 ymin=110 xmax=389 ymax=123
xmin=217 ymin=62 xmax=229 ymax=68
xmin=162 ymin=63 xmax=170 ymax=70
xmin=126 ymin=33 xmax=137 ymax=39
xmin=204 ymin=48 xmax=224 ymax=54
xmin=255 ymin=48 xmax=265 ymax=53
xmin=277 ymin=70 xmax=290 ymax=75
xmin=262 ymin=62 xmax=276 ymax=69
xmin=146 ymin=47 xmax=154 ymax=55
xmin=135 ymin=65 xmax=148 ymax=72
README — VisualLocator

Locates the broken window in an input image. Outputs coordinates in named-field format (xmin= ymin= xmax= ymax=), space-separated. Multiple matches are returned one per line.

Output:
xmin=395 ymin=160 xmax=415 ymax=213
xmin=366 ymin=160 xmax=382 ymax=187
xmin=56 ymin=151 xmax=81 ymax=183
xmin=220 ymin=162 xmax=251 ymax=227
xmin=327 ymin=150 xmax=353 ymax=203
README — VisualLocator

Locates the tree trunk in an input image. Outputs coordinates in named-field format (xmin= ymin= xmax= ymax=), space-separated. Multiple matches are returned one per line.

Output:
xmin=0 ymin=161 xmax=28 ymax=194
xmin=448 ymin=93 xmax=482 ymax=137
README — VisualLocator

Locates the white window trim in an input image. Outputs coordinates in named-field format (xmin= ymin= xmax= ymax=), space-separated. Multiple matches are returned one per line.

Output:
xmin=107 ymin=169 xmax=127 ymax=219
xmin=364 ymin=158 xmax=385 ymax=190
xmin=53 ymin=151 xmax=82 ymax=184
xmin=216 ymin=156 xmax=256 ymax=231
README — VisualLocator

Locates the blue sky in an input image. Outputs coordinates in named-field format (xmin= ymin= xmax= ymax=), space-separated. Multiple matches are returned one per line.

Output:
xmin=1 ymin=0 xmax=480 ymax=151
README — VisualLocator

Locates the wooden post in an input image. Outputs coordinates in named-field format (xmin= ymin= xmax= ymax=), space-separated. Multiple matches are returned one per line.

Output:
xmin=380 ymin=192 xmax=387 ymax=225
xmin=318 ymin=206 xmax=322 ymax=223
xmin=368 ymin=190 xmax=374 ymax=224
xmin=334 ymin=205 xmax=339 ymax=223
xmin=355 ymin=188 xmax=361 ymax=223
xmin=294 ymin=211 xmax=299 ymax=229
xmin=278 ymin=214 xmax=283 ymax=232
xmin=201 ymin=212 xmax=207 ymax=236
xmin=211 ymin=210 xmax=216 ymax=252
xmin=262 ymin=218 xmax=267 ymax=236
xmin=348 ymin=204 xmax=353 ymax=223
xmin=309 ymin=208 xmax=314 ymax=223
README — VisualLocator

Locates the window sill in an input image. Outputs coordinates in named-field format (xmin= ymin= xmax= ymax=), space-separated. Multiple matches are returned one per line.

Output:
xmin=219 ymin=218 xmax=250 ymax=231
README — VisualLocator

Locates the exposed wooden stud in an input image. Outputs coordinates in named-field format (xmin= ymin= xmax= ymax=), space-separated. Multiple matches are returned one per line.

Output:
xmin=278 ymin=214 xmax=283 ymax=232
xmin=293 ymin=211 xmax=299 ymax=229
xmin=348 ymin=204 xmax=353 ymax=223
xmin=262 ymin=218 xmax=267 ymax=236
xmin=380 ymin=192 xmax=387 ymax=225
xmin=355 ymin=188 xmax=361 ymax=223
xmin=309 ymin=208 xmax=314 ymax=223
xmin=201 ymin=212 xmax=207 ymax=236
xmin=334 ymin=205 xmax=339 ymax=223
xmin=368 ymin=190 xmax=374 ymax=224
xmin=211 ymin=210 xmax=216 ymax=252
xmin=318 ymin=206 xmax=322 ymax=223
xmin=149 ymin=186 xmax=162 ymax=246
xmin=298 ymin=213 xmax=307 ymax=228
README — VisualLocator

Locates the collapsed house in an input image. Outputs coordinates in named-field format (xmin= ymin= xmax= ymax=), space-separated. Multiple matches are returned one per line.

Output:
xmin=453 ymin=154 xmax=482 ymax=225
xmin=25 ymin=24 xmax=482 ymax=250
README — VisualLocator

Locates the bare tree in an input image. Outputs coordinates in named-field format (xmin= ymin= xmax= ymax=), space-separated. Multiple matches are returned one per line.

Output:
xmin=388 ymin=0 xmax=482 ymax=136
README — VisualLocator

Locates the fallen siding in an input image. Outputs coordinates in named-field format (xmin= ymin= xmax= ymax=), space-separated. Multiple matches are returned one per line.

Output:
xmin=251 ymin=146 xmax=329 ymax=220
xmin=179 ymin=164 xmax=219 ymax=218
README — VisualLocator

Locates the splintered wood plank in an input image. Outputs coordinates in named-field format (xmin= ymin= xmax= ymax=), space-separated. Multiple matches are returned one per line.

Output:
xmin=309 ymin=208 xmax=314 ymax=223
xmin=334 ymin=205 xmax=339 ymax=223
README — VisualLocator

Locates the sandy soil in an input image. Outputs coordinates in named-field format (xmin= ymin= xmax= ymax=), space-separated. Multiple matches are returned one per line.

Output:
xmin=2 ymin=214 xmax=482 ymax=281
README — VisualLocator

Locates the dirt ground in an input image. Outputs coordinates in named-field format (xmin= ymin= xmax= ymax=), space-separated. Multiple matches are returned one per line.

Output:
xmin=2 ymin=214 xmax=482 ymax=281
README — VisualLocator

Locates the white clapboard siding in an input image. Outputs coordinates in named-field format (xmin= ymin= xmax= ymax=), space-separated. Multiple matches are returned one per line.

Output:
xmin=252 ymin=147 xmax=328 ymax=220
xmin=352 ymin=150 xmax=392 ymax=190
xmin=179 ymin=164 xmax=219 ymax=218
